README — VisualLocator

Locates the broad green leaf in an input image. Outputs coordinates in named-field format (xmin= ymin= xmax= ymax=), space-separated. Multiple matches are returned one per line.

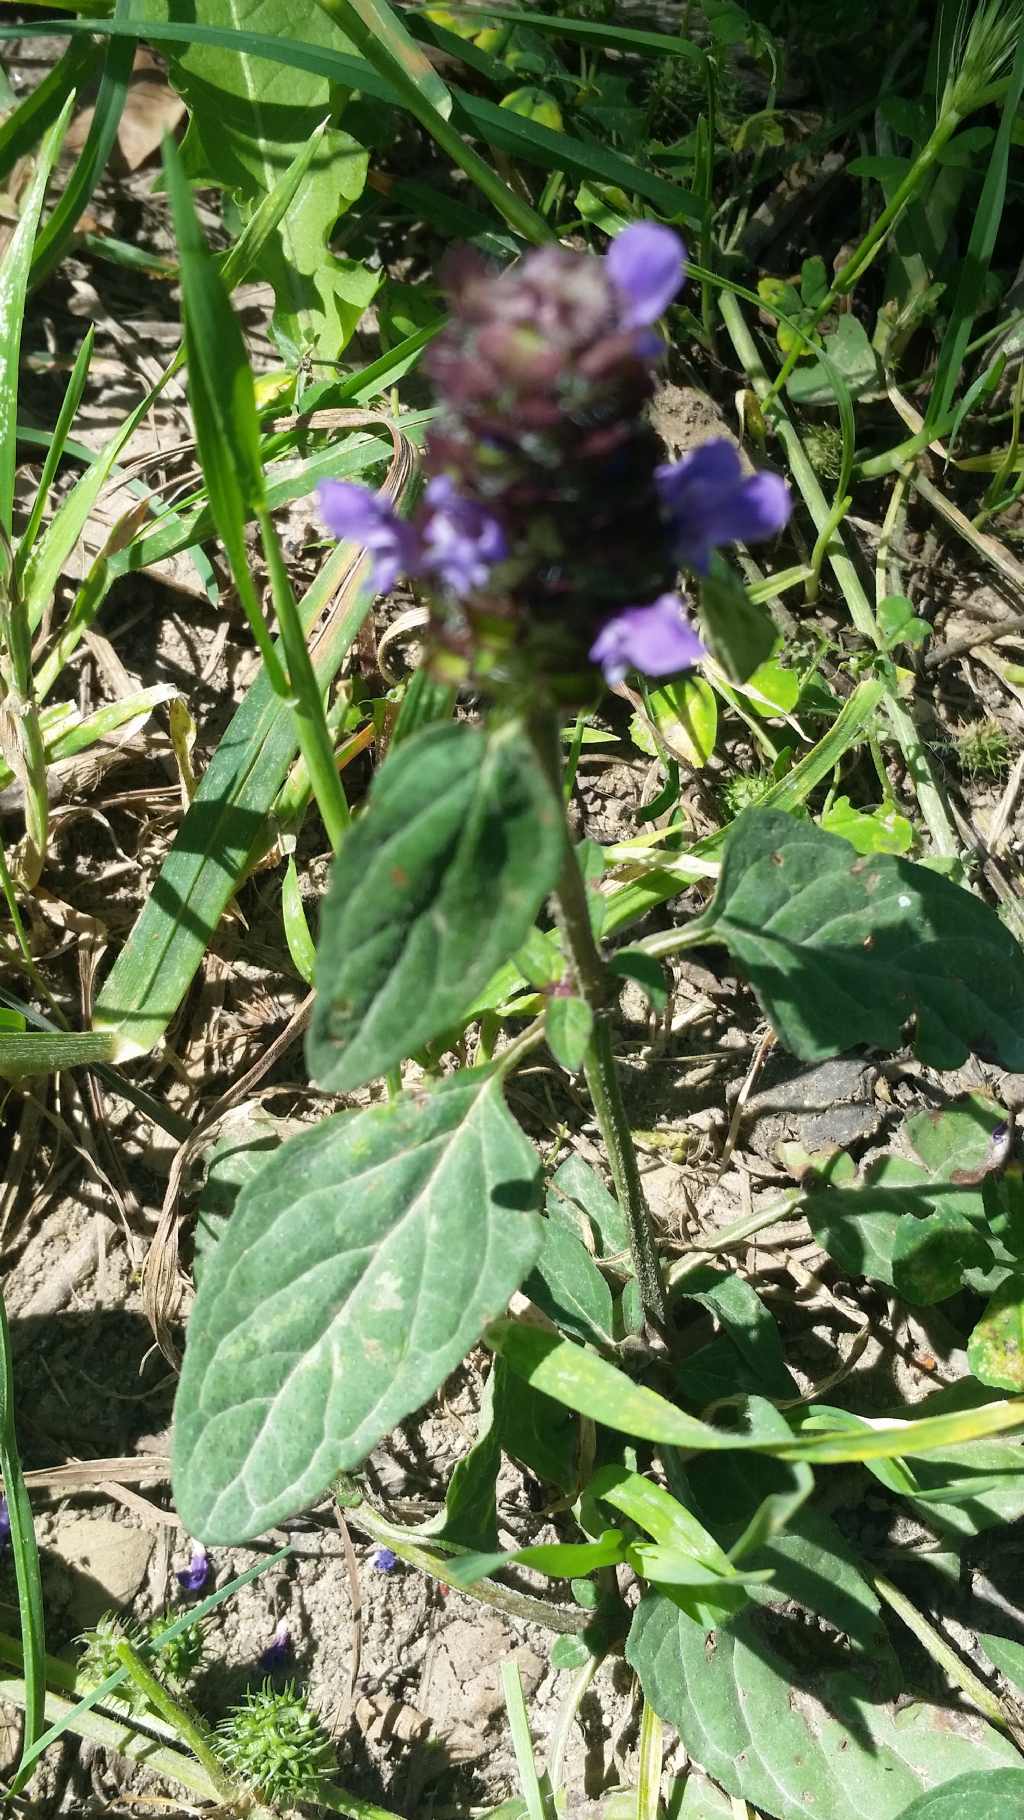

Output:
xmin=607 ymin=950 xmax=668 ymax=1012
xmin=979 ymin=1634 xmax=1024 ymax=1694
xmin=627 ymin=1594 xmax=1020 ymax=1820
xmin=546 ymin=1154 xmax=628 ymax=1259
xmin=631 ymin=677 xmax=718 ymax=768
xmin=787 ymin=316 xmax=880 ymax=405
xmin=819 ymin=795 xmax=914 ymax=855
xmin=893 ymin=1772 xmax=1024 ymax=1820
xmin=877 ymin=594 xmax=931 ymax=652
xmin=675 ymin=1266 xmax=794 ymax=1399
xmin=693 ymin=811 xmax=1024 ymax=1069
xmin=545 ymin=995 xmax=593 ymax=1073
xmin=496 ymin=1359 xmax=580 ymax=1494
xmin=307 ymin=720 xmax=563 ymax=1093
xmin=173 ymin=1069 xmax=543 ymax=1542
xmin=141 ymin=0 xmax=373 ymax=362
xmin=525 ymin=1221 xmax=616 ymax=1350
xmin=744 ymin=1508 xmax=895 ymax=1670
xmin=487 ymin=1321 xmax=1024 ymax=1460
xmin=969 ymin=1275 xmax=1024 ymax=1391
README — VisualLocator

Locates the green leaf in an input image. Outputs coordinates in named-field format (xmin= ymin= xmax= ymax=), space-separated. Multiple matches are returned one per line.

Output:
xmin=282 ymin=856 xmax=316 ymax=985
xmin=173 ymin=1069 xmax=543 ymax=1542
xmin=496 ymin=1358 xmax=580 ymax=1494
xmin=694 ymin=811 xmax=1024 ymax=1069
xmin=819 ymin=796 xmax=914 ymax=855
xmin=803 ymin=1095 xmax=1005 ymax=1300
xmin=877 ymin=594 xmax=931 ymax=652
xmin=417 ymin=1359 xmax=502 ymax=1553
xmin=787 ymin=316 xmax=880 ymax=405
xmin=744 ymin=1508 xmax=894 ymax=1668
xmin=892 ymin=1772 xmax=1024 ymax=1820
xmin=307 ymin=720 xmax=563 ymax=1092
xmin=969 ymin=1274 xmax=1024 ymax=1391
xmin=631 ymin=677 xmax=718 ymax=768
xmin=698 ymin=562 xmax=778 ymax=683
xmin=626 ymin=1594 xmax=1020 ymax=1820
xmin=141 ymin=0 xmax=373 ymax=362
xmin=448 ymin=1528 xmax=626 ymax=1587
xmin=547 ymin=1154 xmax=628 ymax=1258
xmin=545 ymin=995 xmax=593 ymax=1073
xmin=676 ymin=1267 xmax=794 ymax=1399
xmin=487 ymin=1321 xmax=1024 ymax=1462
xmin=0 ymin=95 xmax=71 ymax=534
xmin=525 ymin=1221 xmax=616 ymax=1349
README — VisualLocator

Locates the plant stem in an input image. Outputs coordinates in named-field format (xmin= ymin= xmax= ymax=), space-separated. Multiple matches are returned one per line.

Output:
xmin=112 ymin=1640 xmax=237 ymax=1803
xmin=258 ymin=507 xmax=350 ymax=852
xmin=528 ymin=708 xmax=666 ymax=1323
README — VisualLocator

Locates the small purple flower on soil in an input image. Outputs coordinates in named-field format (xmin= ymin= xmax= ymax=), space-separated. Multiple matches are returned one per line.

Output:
xmin=175 ymin=1544 xmax=210 ymax=1594
xmin=259 ymin=1618 xmax=291 ymax=1673
xmin=420 ymin=476 xmax=507 ymax=595
xmin=374 ymin=1547 xmax=398 ymax=1573
xmin=657 ymin=438 xmax=791 ymax=573
xmin=317 ymin=480 xmax=420 ymax=595
xmin=590 ymin=594 xmax=704 ymax=685
xmin=605 ymin=222 xmax=686 ymax=330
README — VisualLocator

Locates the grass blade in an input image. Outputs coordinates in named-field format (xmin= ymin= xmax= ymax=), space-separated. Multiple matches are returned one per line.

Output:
xmin=29 ymin=0 xmax=134 ymax=288
xmin=15 ymin=325 xmax=93 ymax=576
xmin=0 ymin=1290 xmax=46 ymax=1796
xmin=0 ymin=39 xmax=100 ymax=187
xmin=411 ymin=2 xmax=706 ymax=61
xmin=0 ymin=94 xmax=72 ymax=536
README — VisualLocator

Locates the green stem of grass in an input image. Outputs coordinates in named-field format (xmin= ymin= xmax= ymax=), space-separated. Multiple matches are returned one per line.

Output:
xmin=112 ymin=1640 xmax=237 ymax=1803
xmin=528 ymin=707 xmax=666 ymax=1323
xmin=258 ymin=507 xmax=350 ymax=852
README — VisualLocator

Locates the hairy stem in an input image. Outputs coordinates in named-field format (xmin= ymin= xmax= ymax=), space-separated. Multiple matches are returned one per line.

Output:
xmin=528 ymin=708 xmax=666 ymax=1322
xmin=112 ymin=1640 xmax=236 ymax=1802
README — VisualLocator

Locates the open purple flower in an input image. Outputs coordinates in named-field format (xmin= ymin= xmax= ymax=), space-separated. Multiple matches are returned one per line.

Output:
xmin=374 ymin=1547 xmax=398 ymax=1573
xmin=317 ymin=480 xmax=420 ymax=595
xmin=590 ymin=593 xmax=704 ymax=685
xmin=421 ymin=476 xmax=506 ymax=595
xmin=176 ymin=1544 xmax=210 ymax=1594
xmin=606 ymin=223 xmax=686 ymax=330
xmin=657 ymin=439 xmax=791 ymax=573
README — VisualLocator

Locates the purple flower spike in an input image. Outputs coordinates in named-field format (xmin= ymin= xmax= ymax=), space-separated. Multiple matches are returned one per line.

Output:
xmin=606 ymin=223 xmax=686 ymax=329
xmin=374 ymin=1547 xmax=398 ymax=1573
xmin=590 ymin=593 xmax=704 ymax=685
xmin=259 ymin=1619 xmax=291 ymax=1673
xmin=421 ymin=476 xmax=507 ymax=595
xmin=317 ymin=480 xmax=421 ymax=595
xmin=657 ymin=439 xmax=791 ymax=573
xmin=176 ymin=1544 xmax=210 ymax=1594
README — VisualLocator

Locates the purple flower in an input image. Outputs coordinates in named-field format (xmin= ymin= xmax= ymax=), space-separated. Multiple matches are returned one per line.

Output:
xmin=589 ymin=594 xmax=704 ymax=685
xmin=606 ymin=223 xmax=686 ymax=330
xmin=656 ymin=439 xmax=791 ymax=573
xmin=0 ymin=1498 xmax=10 ymax=1554
xmin=374 ymin=1547 xmax=398 ymax=1573
xmin=317 ymin=480 xmax=420 ymax=595
xmin=421 ymin=476 xmax=507 ymax=595
xmin=175 ymin=1544 xmax=210 ymax=1594
xmin=259 ymin=1619 xmax=291 ymax=1673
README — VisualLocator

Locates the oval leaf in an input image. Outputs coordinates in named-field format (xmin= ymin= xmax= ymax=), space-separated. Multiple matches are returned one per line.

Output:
xmin=307 ymin=720 xmax=563 ymax=1092
xmin=969 ymin=1274 xmax=1024 ymax=1391
xmin=695 ymin=810 xmax=1024 ymax=1069
xmin=173 ymin=1070 xmax=543 ymax=1541
xmin=627 ymin=1594 xmax=1019 ymax=1820
xmin=893 ymin=1772 xmax=1024 ymax=1820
